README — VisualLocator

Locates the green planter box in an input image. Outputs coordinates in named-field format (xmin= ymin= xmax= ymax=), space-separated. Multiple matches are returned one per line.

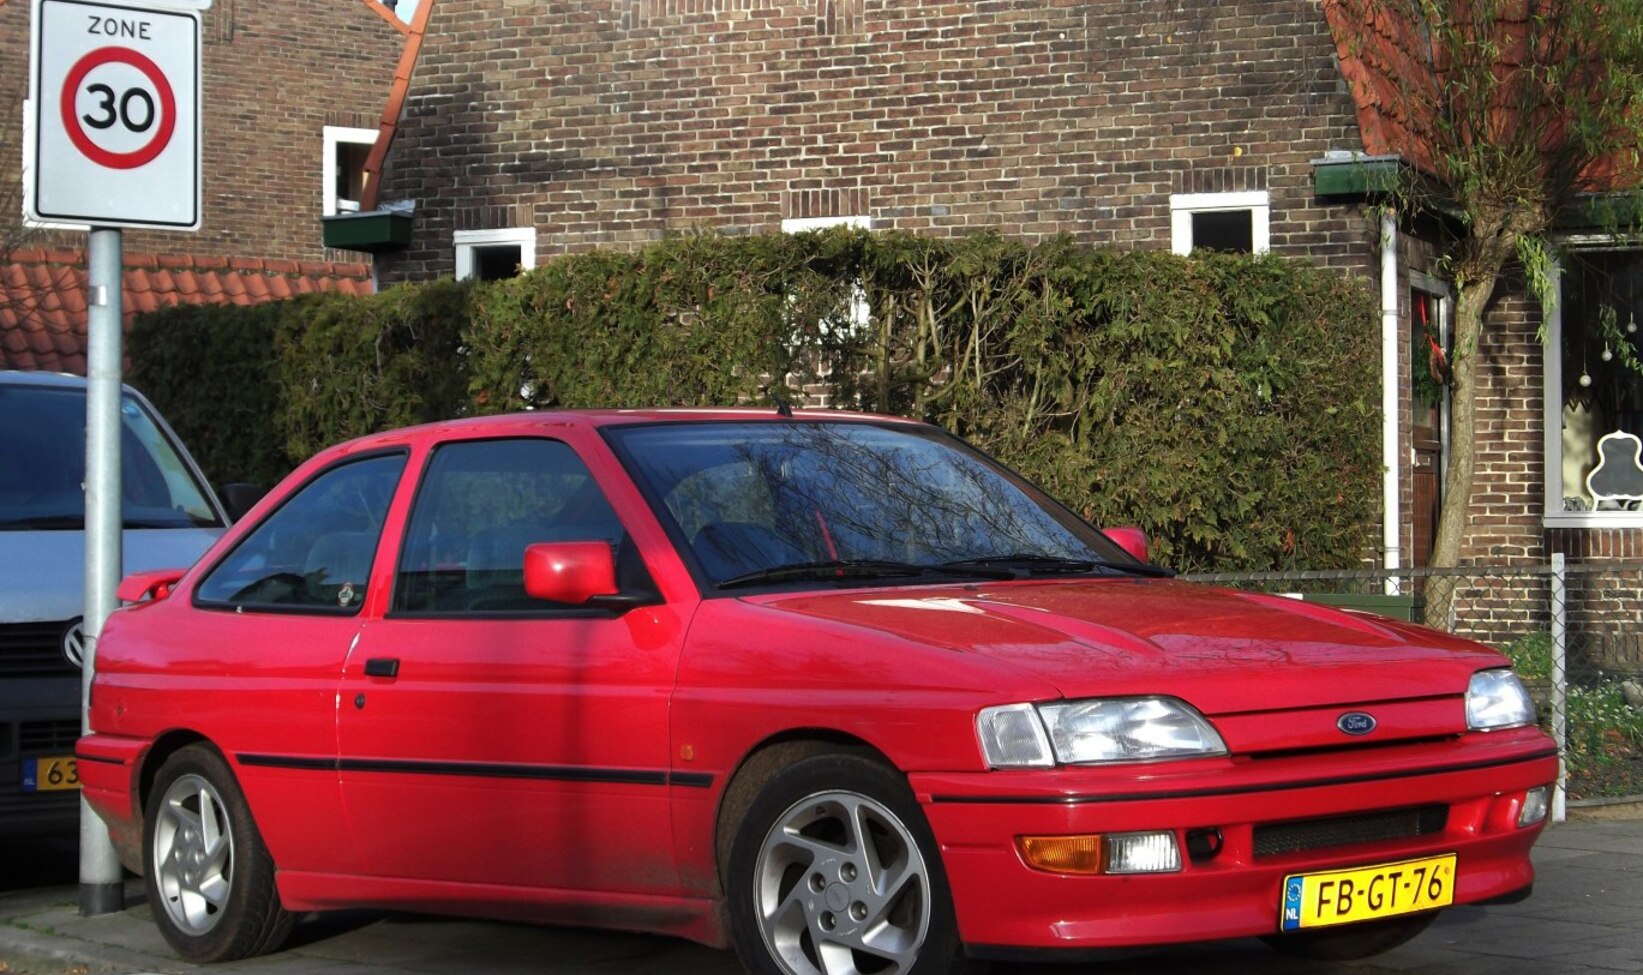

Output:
xmin=1300 ymin=592 xmax=1424 ymax=622
xmin=322 ymin=210 xmax=413 ymax=253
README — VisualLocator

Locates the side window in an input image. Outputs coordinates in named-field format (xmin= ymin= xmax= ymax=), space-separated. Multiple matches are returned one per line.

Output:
xmin=393 ymin=439 xmax=626 ymax=614
xmin=323 ymin=125 xmax=377 ymax=216
xmin=1169 ymin=191 xmax=1271 ymax=255
xmin=195 ymin=454 xmax=405 ymax=612
xmin=454 ymin=228 xmax=536 ymax=281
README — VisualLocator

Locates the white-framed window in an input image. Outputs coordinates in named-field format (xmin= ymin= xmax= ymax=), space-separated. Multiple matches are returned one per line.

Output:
xmin=454 ymin=228 xmax=537 ymax=281
xmin=781 ymin=215 xmax=872 ymax=234
xmin=1169 ymin=191 xmax=1271 ymax=256
xmin=1543 ymin=244 xmax=1643 ymax=527
xmin=323 ymin=126 xmax=378 ymax=216
xmin=781 ymin=216 xmax=871 ymax=333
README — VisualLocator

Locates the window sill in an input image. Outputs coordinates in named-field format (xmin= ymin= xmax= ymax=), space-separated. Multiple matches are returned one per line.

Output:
xmin=1543 ymin=511 xmax=1643 ymax=530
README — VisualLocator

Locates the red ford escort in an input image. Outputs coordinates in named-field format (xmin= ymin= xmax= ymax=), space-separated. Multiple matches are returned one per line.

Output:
xmin=79 ymin=410 xmax=1557 ymax=974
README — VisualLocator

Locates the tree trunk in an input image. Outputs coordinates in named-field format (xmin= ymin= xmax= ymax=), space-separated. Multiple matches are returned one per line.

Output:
xmin=1423 ymin=270 xmax=1498 ymax=630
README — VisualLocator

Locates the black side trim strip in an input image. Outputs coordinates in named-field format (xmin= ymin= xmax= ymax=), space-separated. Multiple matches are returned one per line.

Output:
xmin=236 ymin=754 xmax=714 ymax=789
xmin=930 ymin=748 xmax=1561 ymax=805
xmin=239 ymin=755 xmax=337 ymax=771
xmin=72 ymin=752 xmax=126 ymax=766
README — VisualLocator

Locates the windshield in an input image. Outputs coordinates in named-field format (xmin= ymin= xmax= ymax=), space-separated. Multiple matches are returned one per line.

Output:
xmin=0 ymin=384 xmax=221 ymax=531
xmin=606 ymin=420 xmax=1139 ymax=590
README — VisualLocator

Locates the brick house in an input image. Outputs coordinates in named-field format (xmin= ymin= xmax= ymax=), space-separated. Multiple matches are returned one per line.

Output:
xmin=355 ymin=0 xmax=1640 ymax=571
xmin=0 ymin=0 xmax=406 ymax=373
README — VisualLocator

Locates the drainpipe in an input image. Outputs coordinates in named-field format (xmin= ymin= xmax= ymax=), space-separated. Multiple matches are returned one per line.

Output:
xmin=1381 ymin=209 xmax=1402 ymax=595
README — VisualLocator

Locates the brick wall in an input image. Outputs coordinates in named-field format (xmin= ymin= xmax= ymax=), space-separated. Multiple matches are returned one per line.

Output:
xmin=376 ymin=0 xmax=1375 ymax=279
xmin=0 ymin=0 xmax=401 ymax=263
xmin=1468 ymin=288 xmax=1551 ymax=562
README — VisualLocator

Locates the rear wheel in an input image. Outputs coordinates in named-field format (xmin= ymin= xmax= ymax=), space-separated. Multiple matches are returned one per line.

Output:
xmin=144 ymin=744 xmax=293 ymax=962
xmin=1260 ymin=913 xmax=1437 ymax=961
xmin=727 ymin=753 xmax=971 ymax=975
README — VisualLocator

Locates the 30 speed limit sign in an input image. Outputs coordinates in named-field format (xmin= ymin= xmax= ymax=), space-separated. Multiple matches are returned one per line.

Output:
xmin=28 ymin=0 xmax=202 ymax=229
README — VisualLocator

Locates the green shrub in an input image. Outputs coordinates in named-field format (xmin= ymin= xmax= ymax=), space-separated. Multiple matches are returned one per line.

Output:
xmin=274 ymin=280 xmax=471 ymax=462
xmin=1566 ymin=681 xmax=1643 ymax=799
xmin=129 ymin=301 xmax=286 ymax=490
xmin=1502 ymin=632 xmax=1554 ymax=680
xmin=130 ymin=229 xmax=1381 ymax=571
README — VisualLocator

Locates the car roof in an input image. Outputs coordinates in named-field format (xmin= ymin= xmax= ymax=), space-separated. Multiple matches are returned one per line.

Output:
xmin=0 ymin=369 xmax=91 ymax=390
xmin=316 ymin=408 xmax=927 ymax=458
xmin=0 ymin=369 xmax=150 ymax=397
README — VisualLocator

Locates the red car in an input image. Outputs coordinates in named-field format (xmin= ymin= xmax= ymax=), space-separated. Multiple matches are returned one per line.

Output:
xmin=79 ymin=410 xmax=1557 ymax=974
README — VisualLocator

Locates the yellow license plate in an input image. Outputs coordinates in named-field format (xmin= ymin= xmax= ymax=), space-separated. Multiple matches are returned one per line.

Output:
xmin=1281 ymin=854 xmax=1455 ymax=931
xmin=21 ymin=755 xmax=80 ymax=792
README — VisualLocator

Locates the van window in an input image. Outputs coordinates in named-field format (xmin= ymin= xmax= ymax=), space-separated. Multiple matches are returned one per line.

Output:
xmin=0 ymin=385 xmax=221 ymax=531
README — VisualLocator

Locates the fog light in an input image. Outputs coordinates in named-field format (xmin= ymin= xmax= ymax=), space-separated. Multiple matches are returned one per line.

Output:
xmin=1017 ymin=835 xmax=1103 ymax=875
xmin=1519 ymin=786 xmax=1551 ymax=827
xmin=1104 ymin=831 xmax=1182 ymax=874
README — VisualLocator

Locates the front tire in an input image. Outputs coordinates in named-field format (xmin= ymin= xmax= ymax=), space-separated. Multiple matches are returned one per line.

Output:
xmin=144 ymin=744 xmax=293 ymax=962
xmin=726 ymin=752 xmax=970 ymax=975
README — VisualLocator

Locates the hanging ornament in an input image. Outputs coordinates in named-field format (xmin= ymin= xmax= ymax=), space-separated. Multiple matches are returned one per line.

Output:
xmin=1580 ymin=371 xmax=1593 ymax=387
xmin=1629 ymin=312 xmax=1638 ymax=335
xmin=1603 ymin=342 xmax=1614 ymax=363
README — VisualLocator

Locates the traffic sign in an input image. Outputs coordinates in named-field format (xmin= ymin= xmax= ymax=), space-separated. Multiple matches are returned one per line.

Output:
xmin=27 ymin=0 xmax=202 ymax=229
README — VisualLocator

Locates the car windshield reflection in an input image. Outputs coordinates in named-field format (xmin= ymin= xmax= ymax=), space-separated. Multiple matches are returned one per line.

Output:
xmin=606 ymin=421 xmax=1139 ymax=589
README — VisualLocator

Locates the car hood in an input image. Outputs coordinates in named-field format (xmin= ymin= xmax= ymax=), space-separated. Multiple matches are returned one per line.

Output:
xmin=749 ymin=578 xmax=1504 ymax=715
xmin=0 ymin=528 xmax=221 ymax=623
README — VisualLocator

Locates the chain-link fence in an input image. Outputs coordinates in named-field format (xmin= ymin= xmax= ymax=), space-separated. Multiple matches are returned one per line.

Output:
xmin=1184 ymin=558 xmax=1643 ymax=814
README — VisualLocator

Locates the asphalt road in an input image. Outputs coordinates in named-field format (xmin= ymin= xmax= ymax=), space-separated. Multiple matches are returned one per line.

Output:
xmin=1 ymin=813 xmax=1640 ymax=975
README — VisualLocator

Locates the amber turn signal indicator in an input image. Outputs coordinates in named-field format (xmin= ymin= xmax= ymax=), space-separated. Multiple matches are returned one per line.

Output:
xmin=1017 ymin=834 xmax=1104 ymax=875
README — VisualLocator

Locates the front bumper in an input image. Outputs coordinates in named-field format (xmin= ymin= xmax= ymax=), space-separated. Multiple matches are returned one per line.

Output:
xmin=912 ymin=728 xmax=1558 ymax=952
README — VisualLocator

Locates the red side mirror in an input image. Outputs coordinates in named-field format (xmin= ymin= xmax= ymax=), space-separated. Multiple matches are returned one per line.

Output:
xmin=116 ymin=568 xmax=187 ymax=603
xmin=523 ymin=542 xmax=618 ymax=605
xmin=1103 ymin=527 xmax=1150 ymax=564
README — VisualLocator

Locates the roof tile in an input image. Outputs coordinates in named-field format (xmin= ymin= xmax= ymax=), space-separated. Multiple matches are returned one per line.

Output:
xmin=1 ymin=250 xmax=374 ymax=373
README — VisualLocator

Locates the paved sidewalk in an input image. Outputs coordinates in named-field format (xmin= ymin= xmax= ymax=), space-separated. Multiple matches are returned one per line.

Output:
xmin=2 ymin=812 xmax=1639 ymax=975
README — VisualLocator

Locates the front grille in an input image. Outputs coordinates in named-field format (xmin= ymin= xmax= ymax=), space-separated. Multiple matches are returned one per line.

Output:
xmin=0 ymin=620 xmax=79 ymax=676
xmin=0 ymin=787 xmax=80 ymax=823
xmin=1253 ymin=805 xmax=1448 ymax=858
xmin=20 ymin=719 xmax=82 ymax=754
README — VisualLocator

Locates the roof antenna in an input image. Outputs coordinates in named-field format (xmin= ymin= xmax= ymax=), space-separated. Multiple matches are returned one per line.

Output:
xmin=771 ymin=390 xmax=794 ymax=418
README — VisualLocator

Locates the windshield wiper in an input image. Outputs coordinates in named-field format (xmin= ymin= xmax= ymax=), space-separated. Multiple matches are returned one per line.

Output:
xmin=0 ymin=516 xmax=203 ymax=531
xmin=943 ymin=553 xmax=1177 ymax=579
xmin=718 ymin=559 xmax=1016 ymax=590
xmin=0 ymin=516 xmax=84 ymax=530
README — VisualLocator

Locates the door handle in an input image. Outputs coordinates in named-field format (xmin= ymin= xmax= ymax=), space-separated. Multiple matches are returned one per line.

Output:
xmin=363 ymin=657 xmax=400 ymax=679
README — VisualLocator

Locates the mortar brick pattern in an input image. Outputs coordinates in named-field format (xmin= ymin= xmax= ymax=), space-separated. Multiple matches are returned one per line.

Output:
xmin=376 ymin=0 xmax=1370 ymax=282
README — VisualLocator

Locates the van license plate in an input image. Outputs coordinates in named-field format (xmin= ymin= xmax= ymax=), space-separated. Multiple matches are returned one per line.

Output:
xmin=1281 ymin=854 xmax=1456 ymax=931
xmin=21 ymin=756 xmax=80 ymax=792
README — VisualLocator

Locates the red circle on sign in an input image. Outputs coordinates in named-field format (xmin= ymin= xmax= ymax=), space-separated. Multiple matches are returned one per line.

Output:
xmin=60 ymin=47 xmax=177 ymax=170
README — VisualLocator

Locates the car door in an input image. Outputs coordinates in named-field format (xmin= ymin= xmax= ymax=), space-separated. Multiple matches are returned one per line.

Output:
xmin=185 ymin=451 xmax=407 ymax=875
xmin=338 ymin=435 xmax=688 ymax=894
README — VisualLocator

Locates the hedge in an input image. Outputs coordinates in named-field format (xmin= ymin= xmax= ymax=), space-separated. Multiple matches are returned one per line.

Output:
xmin=130 ymin=229 xmax=1380 ymax=573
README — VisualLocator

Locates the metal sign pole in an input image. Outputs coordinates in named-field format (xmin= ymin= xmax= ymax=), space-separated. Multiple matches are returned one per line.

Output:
xmin=80 ymin=226 xmax=125 ymax=916
xmin=29 ymin=0 xmax=208 ymax=918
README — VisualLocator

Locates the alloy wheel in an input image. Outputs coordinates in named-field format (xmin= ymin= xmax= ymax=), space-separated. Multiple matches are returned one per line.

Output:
xmin=152 ymin=772 xmax=235 ymax=936
xmin=753 ymin=790 xmax=930 ymax=975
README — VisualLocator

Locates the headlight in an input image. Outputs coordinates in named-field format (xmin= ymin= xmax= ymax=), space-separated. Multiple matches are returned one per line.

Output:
xmin=977 ymin=697 xmax=1227 ymax=768
xmin=1467 ymin=669 xmax=1537 ymax=731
